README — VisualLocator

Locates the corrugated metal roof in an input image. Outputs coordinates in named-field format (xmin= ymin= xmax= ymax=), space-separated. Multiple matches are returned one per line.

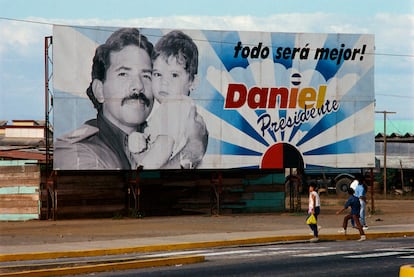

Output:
xmin=375 ymin=133 xmax=414 ymax=143
xmin=375 ymin=119 xmax=414 ymax=135
xmin=0 ymin=137 xmax=46 ymax=146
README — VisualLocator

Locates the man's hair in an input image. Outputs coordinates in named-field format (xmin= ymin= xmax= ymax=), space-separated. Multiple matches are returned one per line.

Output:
xmin=86 ymin=28 xmax=154 ymax=111
xmin=348 ymin=187 xmax=355 ymax=195
xmin=152 ymin=30 xmax=198 ymax=81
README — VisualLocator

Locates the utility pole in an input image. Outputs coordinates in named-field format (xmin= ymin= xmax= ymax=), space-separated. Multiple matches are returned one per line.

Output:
xmin=375 ymin=111 xmax=396 ymax=196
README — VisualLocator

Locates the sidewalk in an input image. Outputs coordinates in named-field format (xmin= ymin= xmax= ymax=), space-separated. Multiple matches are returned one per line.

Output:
xmin=1 ymin=224 xmax=414 ymax=259
xmin=1 ymin=205 xmax=414 ymax=276
xmin=1 ymin=211 xmax=414 ymax=261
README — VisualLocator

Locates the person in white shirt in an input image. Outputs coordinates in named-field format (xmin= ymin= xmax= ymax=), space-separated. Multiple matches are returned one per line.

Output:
xmin=307 ymin=183 xmax=321 ymax=242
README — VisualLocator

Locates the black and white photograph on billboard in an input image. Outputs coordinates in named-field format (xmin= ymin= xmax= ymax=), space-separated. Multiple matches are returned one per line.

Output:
xmin=54 ymin=28 xmax=208 ymax=170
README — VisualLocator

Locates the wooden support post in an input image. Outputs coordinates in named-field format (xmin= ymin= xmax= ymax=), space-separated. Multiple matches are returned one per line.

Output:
xmin=210 ymin=171 xmax=222 ymax=216
xmin=370 ymin=168 xmax=375 ymax=213
xmin=128 ymin=166 xmax=142 ymax=217
xmin=286 ymin=168 xmax=302 ymax=213
xmin=46 ymin=170 xmax=57 ymax=220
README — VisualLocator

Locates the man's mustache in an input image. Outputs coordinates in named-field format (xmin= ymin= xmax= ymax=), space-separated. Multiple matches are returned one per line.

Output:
xmin=121 ymin=92 xmax=151 ymax=107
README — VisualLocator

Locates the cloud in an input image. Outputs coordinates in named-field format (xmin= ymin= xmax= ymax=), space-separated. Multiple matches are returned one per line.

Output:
xmin=0 ymin=18 xmax=51 ymax=56
xmin=372 ymin=13 xmax=414 ymax=53
xmin=0 ymin=13 xmax=413 ymax=120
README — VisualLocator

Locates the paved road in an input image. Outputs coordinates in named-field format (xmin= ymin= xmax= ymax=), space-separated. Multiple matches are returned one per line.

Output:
xmin=68 ymin=237 xmax=414 ymax=277
xmin=1 ymin=199 xmax=413 ymax=276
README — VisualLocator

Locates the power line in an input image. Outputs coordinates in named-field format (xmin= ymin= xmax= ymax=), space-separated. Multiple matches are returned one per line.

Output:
xmin=375 ymin=52 xmax=414 ymax=58
xmin=0 ymin=16 xmax=118 ymax=33
xmin=376 ymin=93 xmax=414 ymax=99
xmin=1 ymin=16 xmax=414 ymax=58
xmin=387 ymin=119 xmax=406 ymax=135
xmin=0 ymin=16 xmax=53 ymax=26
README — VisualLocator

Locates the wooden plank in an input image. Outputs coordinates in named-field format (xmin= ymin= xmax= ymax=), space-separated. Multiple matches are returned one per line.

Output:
xmin=0 ymin=165 xmax=39 ymax=174
xmin=0 ymin=206 xmax=39 ymax=214
xmin=177 ymin=198 xmax=211 ymax=204
xmin=0 ymin=214 xmax=39 ymax=221
xmin=244 ymin=199 xmax=283 ymax=207
xmin=252 ymin=192 xmax=285 ymax=200
xmin=55 ymin=178 xmax=125 ymax=186
xmin=0 ymin=171 xmax=40 ymax=178
xmin=0 ymin=186 xmax=39 ymax=194
xmin=244 ymin=174 xmax=275 ymax=185
xmin=0 ymin=179 xmax=40 ymax=187
xmin=57 ymin=175 xmax=124 ymax=183
xmin=0 ymin=162 xmax=41 ymax=219
xmin=0 ymin=194 xmax=39 ymax=202
xmin=55 ymin=204 xmax=125 ymax=214
xmin=56 ymin=180 xmax=125 ymax=186
xmin=131 ymin=178 xmax=162 ymax=185
xmin=244 ymin=173 xmax=286 ymax=184
xmin=221 ymin=204 xmax=246 ymax=209
xmin=244 ymin=184 xmax=285 ymax=192
xmin=55 ymin=189 xmax=124 ymax=198
xmin=0 ymin=199 xmax=39 ymax=208
xmin=0 ymin=170 xmax=40 ymax=187
xmin=164 ymin=178 xmax=244 ymax=187
xmin=162 ymin=180 xmax=200 ymax=187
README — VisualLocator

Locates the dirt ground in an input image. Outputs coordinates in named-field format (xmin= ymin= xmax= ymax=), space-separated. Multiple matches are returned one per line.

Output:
xmin=1 ymin=196 xmax=413 ymax=247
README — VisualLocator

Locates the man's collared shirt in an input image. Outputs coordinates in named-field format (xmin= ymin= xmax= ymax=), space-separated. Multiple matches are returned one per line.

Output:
xmin=54 ymin=113 xmax=137 ymax=170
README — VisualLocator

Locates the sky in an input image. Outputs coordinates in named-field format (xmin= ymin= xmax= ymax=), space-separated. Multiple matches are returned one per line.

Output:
xmin=0 ymin=0 xmax=413 ymax=133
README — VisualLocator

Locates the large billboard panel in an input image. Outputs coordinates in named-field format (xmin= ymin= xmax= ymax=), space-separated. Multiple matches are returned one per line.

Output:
xmin=53 ymin=26 xmax=375 ymax=170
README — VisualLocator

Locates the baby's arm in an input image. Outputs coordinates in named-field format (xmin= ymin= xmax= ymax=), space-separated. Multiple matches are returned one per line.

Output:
xmin=139 ymin=135 xmax=174 ymax=169
xmin=163 ymin=109 xmax=208 ymax=169
xmin=128 ymin=131 xmax=174 ymax=169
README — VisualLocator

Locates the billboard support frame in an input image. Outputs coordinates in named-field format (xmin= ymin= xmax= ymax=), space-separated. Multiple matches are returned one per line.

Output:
xmin=128 ymin=167 xmax=142 ymax=215
xmin=210 ymin=171 xmax=222 ymax=215
xmin=44 ymin=36 xmax=53 ymax=176
xmin=45 ymin=36 xmax=56 ymax=220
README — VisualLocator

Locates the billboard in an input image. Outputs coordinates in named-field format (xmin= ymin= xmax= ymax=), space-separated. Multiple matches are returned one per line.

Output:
xmin=53 ymin=26 xmax=375 ymax=170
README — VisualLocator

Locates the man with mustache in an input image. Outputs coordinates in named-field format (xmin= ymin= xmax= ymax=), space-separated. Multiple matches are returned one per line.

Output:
xmin=55 ymin=28 xmax=207 ymax=170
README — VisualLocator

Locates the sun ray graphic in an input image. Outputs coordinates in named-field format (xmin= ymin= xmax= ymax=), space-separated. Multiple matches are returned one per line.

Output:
xmin=196 ymin=31 xmax=374 ymax=169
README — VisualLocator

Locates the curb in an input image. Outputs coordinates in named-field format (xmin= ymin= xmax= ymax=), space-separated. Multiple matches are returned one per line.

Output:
xmin=1 ymin=231 xmax=413 ymax=262
xmin=1 ymin=232 xmax=413 ymax=277
xmin=400 ymin=264 xmax=414 ymax=277
xmin=0 ymin=255 xmax=205 ymax=277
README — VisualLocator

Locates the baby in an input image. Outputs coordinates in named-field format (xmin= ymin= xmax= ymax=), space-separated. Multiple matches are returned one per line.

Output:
xmin=128 ymin=30 xmax=206 ymax=169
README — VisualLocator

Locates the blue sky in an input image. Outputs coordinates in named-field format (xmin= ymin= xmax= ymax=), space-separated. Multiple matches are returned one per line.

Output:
xmin=0 ymin=0 xmax=413 ymax=132
xmin=1 ymin=0 xmax=412 ymax=17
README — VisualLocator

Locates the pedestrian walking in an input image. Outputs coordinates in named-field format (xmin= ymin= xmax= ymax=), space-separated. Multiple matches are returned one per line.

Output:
xmin=350 ymin=175 xmax=369 ymax=230
xmin=336 ymin=187 xmax=366 ymax=241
